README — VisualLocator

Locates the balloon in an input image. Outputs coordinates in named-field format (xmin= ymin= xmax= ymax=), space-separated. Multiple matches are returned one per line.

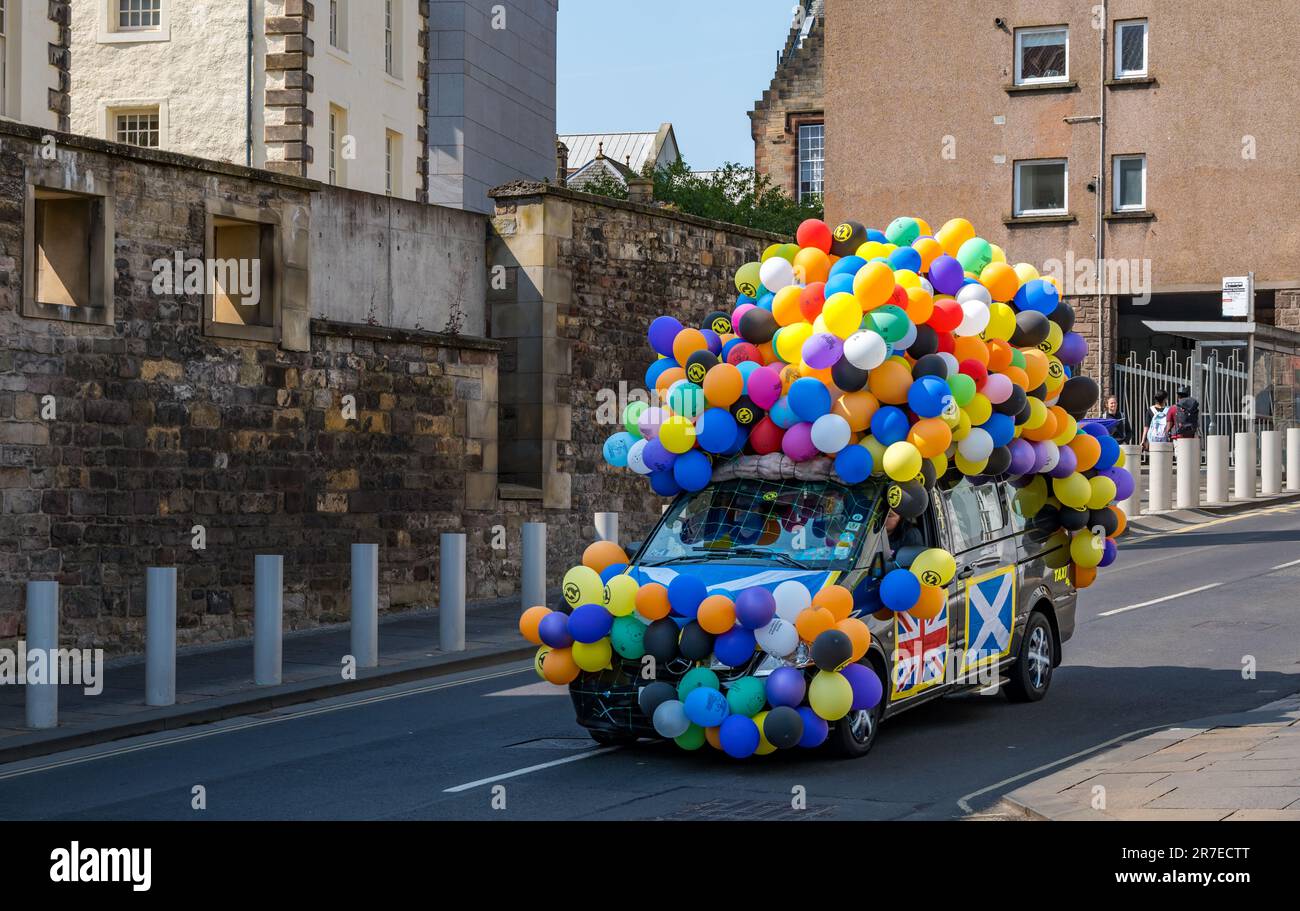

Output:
xmin=766 ymin=666 xmax=807 ymax=708
xmin=929 ymin=254 xmax=966 ymax=295
xmin=678 ymin=621 xmax=714 ymax=661
xmin=958 ymin=427 xmax=994 ymax=463
xmin=727 ymin=676 xmax=767 ymax=716
xmin=678 ymin=666 xmax=721 ymax=700
xmin=653 ymin=699 xmax=692 ymax=739
xmin=797 ymin=706 xmax=830 ymax=748
xmin=763 ymin=705 xmax=805 ymax=749
xmin=697 ymin=594 xmax=737 ymax=635
xmin=908 ymin=375 xmax=952 ymax=418
xmin=635 ymin=582 xmax=672 ymax=621
xmin=781 ymin=421 xmax=818 ymax=461
xmin=642 ymin=618 xmax=680 ymax=662
xmin=638 ymin=680 xmax=676 ymax=718
xmin=788 ymin=377 xmax=832 ymax=422
xmin=672 ymin=449 xmax=712 ymax=492
xmin=735 ymin=586 xmax=778 ymax=629
xmin=755 ymin=617 xmax=799 ymax=657
xmin=1088 ymin=475 xmax=1118 ymax=510
xmin=519 ymin=606 xmax=550 ymax=645
xmin=809 ymin=670 xmax=854 ymax=721
xmin=569 ymin=603 xmax=614 ymax=643
xmin=853 ymin=261 xmax=895 ymax=308
xmin=837 ymin=617 xmax=872 ymax=662
xmin=583 ymin=541 xmax=629 ymax=574
xmin=842 ymin=663 xmax=884 ymax=711
xmin=719 ymin=714 xmax=761 ymax=759
xmin=812 ymin=585 xmax=854 ymax=622
xmin=713 ymin=626 xmax=757 ymax=667
xmin=562 ymin=565 xmax=604 ymax=609
xmin=881 ymin=568 xmax=921 ymax=610
xmin=811 ymin=413 xmax=852 ymax=454
xmin=957 ymin=237 xmax=993 ymax=274
xmin=868 ymin=359 xmax=914 ymax=405
xmin=610 ymin=614 xmax=647 ymax=659
xmin=835 ymin=444 xmax=873 ymax=483
xmin=811 ymin=628 xmax=854 ymax=671
xmin=773 ymin=580 xmax=812 ymax=622
xmin=871 ymin=405 xmax=911 ymax=446
xmin=745 ymin=365 xmax=783 ymax=410
xmin=883 ymin=441 xmax=923 ymax=482
xmin=844 ymin=331 xmax=889 ymax=370
xmin=541 ymin=647 xmax=580 ymax=685
xmin=797 ymin=218 xmax=834 ymax=253
xmin=795 ymin=606 xmax=836 ymax=643
xmin=911 ymin=548 xmax=957 ymax=587
xmin=684 ymin=687 xmax=730 ymax=728
xmin=702 ymin=363 xmax=744 ymax=408
xmin=1071 ymin=529 xmax=1105 ymax=568
xmin=1053 ymin=472 xmax=1092 ymax=510
xmin=572 ymin=637 xmax=612 ymax=672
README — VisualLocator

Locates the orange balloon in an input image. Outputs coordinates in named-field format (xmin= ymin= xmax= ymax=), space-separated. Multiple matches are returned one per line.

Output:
xmin=519 ymin=606 xmax=550 ymax=645
xmin=1003 ymin=365 xmax=1029 ymax=389
xmin=1021 ymin=349 xmax=1050 ymax=390
xmin=953 ymin=335 xmax=990 ymax=367
xmin=635 ymin=582 xmax=672 ymax=621
xmin=853 ymin=261 xmax=896 ymax=309
xmin=704 ymin=726 xmax=723 ymax=750
xmin=801 ymin=365 xmax=837 ymax=389
xmin=655 ymin=366 xmax=686 ymax=395
xmin=672 ymin=328 xmax=707 ymax=367
xmin=697 ymin=594 xmax=737 ymax=635
xmin=1069 ymin=433 xmax=1102 ymax=472
xmin=909 ymin=417 xmax=953 ymax=458
xmin=912 ymin=236 xmax=943 ymax=272
xmin=583 ymin=540 xmax=629 ymax=573
xmin=793 ymin=247 xmax=831 ymax=285
xmin=868 ymin=359 xmax=914 ymax=405
xmin=833 ymin=390 xmax=880 ymax=432
xmin=979 ymin=262 xmax=1021 ymax=302
xmin=1110 ymin=505 xmax=1128 ymax=537
xmin=772 ymin=285 xmax=805 ymax=327
xmin=757 ymin=342 xmax=778 ymax=365
xmin=1021 ymin=409 xmax=1059 ymax=442
xmin=779 ymin=364 xmax=802 ymax=393
xmin=1074 ymin=564 xmax=1097 ymax=589
xmin=542 ymin=647 xmax=580 ymax=685
xmin=987 ymin=338 xmax=1014 ymax=373
xmin=702 ymin=363 xmax=744 ymax=407
xmin=812 ymin=585 xmax=854 ymax=622
xmin=909 ymin=584 xmax=946 ymax=620
xmin=836 ymin=617 xmax=872 ymax=661
xmin=904 ymin=286 xmax=935 ymax=325
xmin=795 ymin=607 xmax=836 ymax=643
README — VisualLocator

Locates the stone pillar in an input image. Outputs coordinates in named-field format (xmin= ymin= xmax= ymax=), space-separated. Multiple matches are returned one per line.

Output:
xmin=263 ymin=0 xmax=314 ymax=177
xmin=627 ymin=176 xmax=654 ymax=205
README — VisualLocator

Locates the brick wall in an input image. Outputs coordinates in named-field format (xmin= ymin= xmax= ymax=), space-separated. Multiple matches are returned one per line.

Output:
xmin=750 ymin=2 xmax=824 ymax=199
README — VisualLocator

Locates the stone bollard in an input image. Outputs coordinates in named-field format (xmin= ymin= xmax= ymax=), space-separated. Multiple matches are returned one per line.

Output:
xmin=1175 ymin=437 xmax=1200 ymax=509
xmin=1147 ymin=442 xmax=1174 ymax=512
xmin=1288 ymin=428 xmax=1300 ymax=493
xmin=1205 ymin=435 xmax=1231 ymax=504
xmin=1261 ymin=430 xmax=1282 ymax=495
xmin=1234 ymin=432 xmax=1256 ymax=500
xmin=145 ymin=567 xmax=177 ymax=707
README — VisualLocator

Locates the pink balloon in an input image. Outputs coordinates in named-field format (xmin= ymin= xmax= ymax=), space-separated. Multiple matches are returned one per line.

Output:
xmin=637 ymin=407 xmax=666 ymax=441
xmin=747 ymin=365 xmax=783 ymax=410
xmin=731 ymin=303 xmax=756 ymax=330
xmin=781 ymin=422 xmax=819 ymax=462
xmin=983 ymin=373 xmax=1013 ymax=405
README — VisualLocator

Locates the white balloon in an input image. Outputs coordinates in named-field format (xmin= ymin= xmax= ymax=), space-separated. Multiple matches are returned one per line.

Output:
xmin=844 ymin=331 xmax=888 ymax=370
xmin=937 ymin=352 xmax=960 ymax=377
xmin=811 ymin=414 xmax=852 ymax=454
xmin=958 ymin=427 xmax=994 ymax=462
xmin=773 ymin=581 xmax=812 ymax=622
xmin=756 ymin=617 xmax=800 ymax=657
xmin=759 ymin=257 xmax=795 ymax=293
xmin=956 ymin=300 xmax=991 ymax=337
xmin=652 ymin=700 xmax=691 ymax=738
xmin=1039 ymin=440 xmax=1061 ymax=472
xmin=895 ymin=321 xmax=918 ymax=352
xmin=956 ymin=283 xmax=993 ymax=307
xmin=627 ymin=439 xmax=652 ymax=475
xmin=919 ymin=277 xmax=934 ymax=296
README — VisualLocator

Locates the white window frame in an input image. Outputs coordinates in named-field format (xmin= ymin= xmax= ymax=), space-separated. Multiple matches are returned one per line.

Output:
xmin=328 ymin=0 xmax=349 ymax=53
xmin=113 ymin=108 xmax=161 ymax=148
xmin=1014 ymin=25 xmax=1069 ymax=86
xmin=328 ymin=104 xmax=348 ymax=186
xmin=1113 ymin=19 xmax=1148 ymax=78
xmin=98 ymin=0 xmax=170 ymax=44
xmin=1113 ymin=154 xmax=1147 ymax=212
xmin=797 ymin=122 xmax=824 ymax=203
xmin=1013 ymin=158 xmax=1069 ymax=217
xmin=101 ymin=100 xmax=169 ymax=148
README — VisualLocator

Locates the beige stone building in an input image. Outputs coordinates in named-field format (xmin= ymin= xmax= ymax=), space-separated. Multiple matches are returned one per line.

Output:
xmin=812 ymin=0 xmax=1300 ymax=419
xmin=67 ymin=0 xmax=426 ymax=200
xmin=751 ymin=0 xmax=824 ymax=203
xmin=0 ymin=0 xmax=67 ymax=130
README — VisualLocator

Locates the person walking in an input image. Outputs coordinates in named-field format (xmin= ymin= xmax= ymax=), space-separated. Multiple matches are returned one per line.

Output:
xmin=1141 ymin=390 xmax=1172 ymax=452
xmin=1169 ymin=385 xmax=1201 ymax=440
xmin=1102 ymin=395 xmax=1133 ymax=444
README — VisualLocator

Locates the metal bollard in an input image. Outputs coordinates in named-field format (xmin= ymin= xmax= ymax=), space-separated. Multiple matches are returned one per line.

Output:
xmin=1206 ymin=435 xmax=1231 ymax=504
xmin=1174 ymin=438 xmax=1200 ymax=509
xmin=521 ymin=522 xmax=546 ymax=609
xmin=25 ymin=581 xmax=59 ymax=729
xmin=145 ymin=567 xmax=177 ymax=707
xmin=1147 ymin=442 xmax=1174 ymax=513
xmin=1261 ymin=430 xmax=1282 ymax=495
xmin=351 ymin=544 xmax=379 ymax=669
xmin=1288 ymin=428 xmax=1300 ymax=493
xmin=1119 ymin=445 xmax=1143 ymax=517
xmin=254 ymin=555 xmax=283 ymax=686
xmin=1234 ymin=432 xmax=1256 ymax=500
xmin=440 ymin=533 xmax=466 ymax=652
xmin=595 ymin=512 xmax=619 ymax=545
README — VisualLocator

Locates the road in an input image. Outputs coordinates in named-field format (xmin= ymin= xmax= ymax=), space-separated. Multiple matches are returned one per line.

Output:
xmin=2 ymin=503 xmax=1299 ymax=821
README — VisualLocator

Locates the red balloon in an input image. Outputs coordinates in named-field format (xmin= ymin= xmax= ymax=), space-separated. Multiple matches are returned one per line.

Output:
xmin=935 ymin=331 xmax=955 ymax=355
xmin=928 ymin=298 xmax=963 ymax=333
xmin=959 ymin=359 xmax=989 ymax=388
xmin=748 ymin=417 xmax=785 ymax=455
xmin=726 ymin=342 xmax=763 ymax=366
xmin=800 ymin=282 xmax=827 ymax=322
xmin=888 ymin=284 xmax=909 ymax=309
xmin=797 ymin=219 xmax=834 ymax=254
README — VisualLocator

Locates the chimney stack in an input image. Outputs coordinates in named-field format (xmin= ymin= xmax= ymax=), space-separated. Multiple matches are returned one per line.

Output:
xmin=556 ymin=140 xmax=569 ymax=186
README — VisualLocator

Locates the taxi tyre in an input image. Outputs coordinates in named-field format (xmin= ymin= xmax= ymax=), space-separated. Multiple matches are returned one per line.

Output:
xmin=1004 ymin=610 xmax=1055 ymax=703
xmin=827 ymin=656 xmax=888 ymax=759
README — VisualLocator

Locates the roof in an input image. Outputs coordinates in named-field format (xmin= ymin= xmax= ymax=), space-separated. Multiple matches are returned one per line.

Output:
xmin=559 ymin=123 xmax=679 ymax=173
xmin=567 ymin=154 xmax=639 ymax=190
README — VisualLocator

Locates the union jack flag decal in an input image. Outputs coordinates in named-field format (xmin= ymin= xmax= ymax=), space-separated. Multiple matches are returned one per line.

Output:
xmin=891 ymin=605 xmax=949 ymax=699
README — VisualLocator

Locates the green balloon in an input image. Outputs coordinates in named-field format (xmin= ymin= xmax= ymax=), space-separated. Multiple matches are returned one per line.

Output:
xmin=1009 ymin=348 xmax=1028 ymax=370
xmin=667 ymin=383 xmax=705 ymax=419
xmin=610 ymin=615 xmax=647 ymax=660
xmin=675 ymin=723 xmax=707 ymax=751
xmin=885 ymin=216 xmax=920 ymax=247
xmin=678 ymin=666 xmax=720 ymax=701
xmin=623 ymin=400 xmax=648 ymax=436
xmin=870 ymin=306 xmax=911 ymax=344
xmin=947 ymin=373 xmax=977 ymax=408
xmin=726 ymin=676 xmax=767 ymax=717
xmin=957 ymin=237 xmax=993 ymax=274
xmin=776 ymin=243 xmax=801 ymax=263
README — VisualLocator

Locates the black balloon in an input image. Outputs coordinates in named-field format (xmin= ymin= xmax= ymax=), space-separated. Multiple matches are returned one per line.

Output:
xmin=637 ymin=681 xmax=677 ymax=718
xmin=993 ymin=386 xmax=1028 ymax=417
xmin=985 ymin=446 xmax=1012 ymax=477
xmin=1059 ymin=507 xmax=1091 ymax=531
xmin=1090 ymin=507 xmax=1120 ymax=537
xmin=811 ymin=629 xmax=854 ymax=672
xmin=888 ymin=480 xmax=929 ymax=519
xmin=831 ymin=358 xmax=868 ymax=392
xmin=1027 ymin=383 xmax=1048 ymax=401
xmin=1050 ymin=300 xmax=1076 ymax=333
xmin=1015 ymin=399 xmax=1034 ymax=425
xmin=1011 ymin=311 xmax=1051 ymax=348
xmin=729 ymin=396 xmax=764 ymax=429
xmin=1058 ymin=376 xmax=1100 ymax=417
xmin=763 ymin=705 xmax=805 ymax=749
xmin=911 ymin=353 xmax=949 ymax=380
xmin=702 ymin=310 xmax=733 ymax=336
xmin=684 ymin=349 xmax=719 ymax=385
xmin=738 ymin=307 xmax=777 ymax=344
xmin=1031 ymin=504 xmax=1062 ymax=533
xmin=920 ymin=459 xmax=938 ymax=489
xmin=643 ymin=619 xmax=680 ymax=663
xmin=939 ymin=465 xmax=965 ymax=490
xmin=678 ymin=621 xmax=714 ymax=662
xmin=907 ymin=324 xmax=939 ymax=359
xmin=830 ymin=220 xmax=867 ymax=258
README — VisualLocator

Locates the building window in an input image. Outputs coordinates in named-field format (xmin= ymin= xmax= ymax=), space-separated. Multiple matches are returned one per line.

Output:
xmin=24 ymin=179 xmax=115 ymax=325
xmin=385 ymin=130 xmax=402 ymax=197
xmin=1014 ymin=26 xmax=1069 ymax=85
xmin=114 ymin=109 xmax=160 ymax=148
xmin=118 ymin=0 xmax=162 ymax=30
xmin=1013 ymin=159 xmax=1068 ymax=216
xmin=1113 ymin=155 xmax=1146 ymax=211
xmin=204 ymin=201 xmax=282 ymax=344
xmin=798 ymin=123 xmax=824 ymax=202
xmin=384 ymin=0 xmax=400 ymax=77
xmin=1114 ymin=19 xmax=1148 ymax=78
xmin=329 ymin=0 xmax=348 ymax=51
xmin=329 ymin=105 xmax=347 ymax=185
xmin=0 ymin=0 xmax=8 ymax=116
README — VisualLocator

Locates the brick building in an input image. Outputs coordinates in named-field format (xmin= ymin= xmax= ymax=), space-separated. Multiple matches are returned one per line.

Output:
xmin=750 ymin=0 xmax=824 ymax=203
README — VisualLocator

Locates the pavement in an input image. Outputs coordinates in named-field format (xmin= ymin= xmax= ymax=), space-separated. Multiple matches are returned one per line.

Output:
xmin=1 ymin=489 xmax=1299 ymax=819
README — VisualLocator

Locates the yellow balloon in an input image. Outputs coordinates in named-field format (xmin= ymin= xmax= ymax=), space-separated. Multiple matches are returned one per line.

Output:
xmin=911 ymin=548 xmax=957 ymax=587
xmin=809 ymin=670 xmax=854 ymax=721
xmin=1053 ymin=473 xmax=1092 ymax=510
xmin=951 ymin=409 xmax=973 ymax=441
xmin=761 ymin=245 xmax=783 ymax=262
xmin=1044 ymin=356 xmax=1067 ymax=396
xmin=965 ymin=394 xmax=993 ymax=427
xmin=1044 ymin=529 xmax=1073 ymax=569
xmin=572 ymin=638 xmax=613 ymax=673
xmin=604 ymin=574 xmax=638 ymax=617
xmin=989 ymin=243 xmax=1007 ymax=264
xmin=1013 ymin=262 xmax=1041 ymax=284
xmin=862 ymin=435 xmax=887 ymax=476
xmin=1116 ymin=447 xmax=1127 ymax=469
xmin=1070 ymin=530 xmax=1105 ymax=568
xmin=562 ymin=565 xmax=605 ymax=609
xmin=929 ymin=452 xmax=949 ymax=478
xmin=1014 ymin=476 xmax=1049 ymax=519
xmin=983 ymin=302 xmax=1017 ymax=341
xmin=894 ymin=269 xmax=921 ymax=290
xmin=1023 ymin=396 xmax=1048 ymax=431
xmin=955 ymin=452 xmax=988 ymax=476
xmin=1050 ymin=411 xmax=1078 ymax=447
xmin=534 ymin=645 xmax=552 ymax=680
xmin=1039 ymin=321 xmax=1064 ymax=355
xmin=775 ymin=322 xmax=812 ymax=363
xmin=1088 ymin=476 xmax=1118 ymax=510
xmin=823 ymin=292 xmax=864 ymax=339
xmin=752 ymin=710 xmax=777 ymax=755
xmin=883 ymin=441 xmax=923 ymax=482
xmin=937 ymin=218 xmax=975 ymax=257
xmin=853 ymin=261 xmax=896 ymax=309
xmin=736 ymin=261 xmax=763 ymax=297
xmin=660 ymin=415 xmax=697 ymax=454
xmin=856 ymin=240 xmax=890 ymax=261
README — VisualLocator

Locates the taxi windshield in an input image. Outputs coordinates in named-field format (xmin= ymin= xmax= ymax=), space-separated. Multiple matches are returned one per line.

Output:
xmin=638 ymin=478 xmax=887 ymax=570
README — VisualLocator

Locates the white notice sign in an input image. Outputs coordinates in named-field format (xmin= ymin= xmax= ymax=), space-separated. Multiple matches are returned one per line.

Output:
xmin=1222 ymin=276 xmax=1252 ymax=317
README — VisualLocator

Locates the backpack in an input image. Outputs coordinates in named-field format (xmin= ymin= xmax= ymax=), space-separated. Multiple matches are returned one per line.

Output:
xmin=1174 ymin=397 xmax=1200 ymax=438
xmin=1148 ymin=406 xmax=1171 ymax=443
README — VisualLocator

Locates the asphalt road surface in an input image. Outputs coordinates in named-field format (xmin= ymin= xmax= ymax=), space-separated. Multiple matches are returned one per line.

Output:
xmin=3 ymin=503 xmax=1299 ymax=821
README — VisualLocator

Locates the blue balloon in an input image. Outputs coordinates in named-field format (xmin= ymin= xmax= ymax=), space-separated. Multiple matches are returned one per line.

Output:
xmin=719 ymin=714 xmax=761 ymax=759
xmin=887 ymin=246 xmax=923 ymax=273
xmin=829 ymin=255 xmax=866 ymax=278
xmin=866 ymin=229 xmax=888 ymax=243
xmin=668 ymin=574 xmax=708 ymax=619
xmin=649 ymin=470 xmax=681 ymax=497
xmin=796 ymin=706 xmax=829 ymax=748
xmin=1014 ymin=279 xmax=1060 ymax=316
xmin=834 ymin=445 xmax=873 ymax=484
xmin=770 ymin=395 xmax=799 ymax=429
xmin=538 ymin=611 xmax=573 ymax=649
xmin=735 ymin=360 xmax=760 ymax=384
xmin=735 ymin=293 xmax=757 ymax=308
xmin=684 ymin=687 xmax=730 ymax=727
xmin=603 ymin=431 xmax=636 ymax=467
xmin=722 ymin=426 xmax=748 ymax=456
xmin=871 ymin=405 xmax=911 ymax=446
xmin=648 ymin=316 xmax=683 ymax=357
xmin=695 ymin=409 xmax=739 ymax=454
xmin=825 ymin=273 xmax=856 ymax=298
xmin=757 ymin=292 xmax=775 ymax=312
xmin=700 ymin=329 xmax=722 ymax=355
xmin=982 ymin=412 xmax=1016 ymax=448
xmin=907 ymin=375 xmax=950 ymax=419
xmin=881 ymin=568 xmax=921 ymax=611
xmin=1096 ymin=434 xmax=1121 ymax=471
xmin=599 ymin=563 xmax=628 ymax=584
xmin=766 ymin=666 xmax=807 ymax=708
xmin=569 ymin=603 xmax=614 ymax=643
xmin=714 ymin=627 xmax=757 ymax=667
xmin=642 ymin=439 xmax=676 ymax=472
xmin=645 ymin=358 xmax=678 ymax=390
xmin=788 ymin=377 xmax=832 ymax=422
xmin=673 ymin=450 xmax=712 ymax=492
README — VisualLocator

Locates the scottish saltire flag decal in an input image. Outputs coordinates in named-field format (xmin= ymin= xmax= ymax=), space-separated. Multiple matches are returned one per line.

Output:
xmin=891 ymin=604 xmax=948 ymax=700
xmin=630 ymin=565 xmax=832 ymax=600
xmin=961 ymin=565 xmax=1016 ymax=675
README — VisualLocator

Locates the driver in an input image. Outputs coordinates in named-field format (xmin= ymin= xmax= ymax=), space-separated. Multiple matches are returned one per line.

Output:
xmin=884 ymin=509 xmax=923 ymax=560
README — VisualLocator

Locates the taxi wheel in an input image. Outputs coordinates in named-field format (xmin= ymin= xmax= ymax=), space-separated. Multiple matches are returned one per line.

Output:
xmin=1005 ymin=611 xmax=1054 ymax=703
xmin=828 ymin=662 xmax=886 ymax=759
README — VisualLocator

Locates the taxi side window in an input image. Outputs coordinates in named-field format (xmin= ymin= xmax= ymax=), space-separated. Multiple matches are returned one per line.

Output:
xmin=945 ymin=483 xmax=1007 ymax=553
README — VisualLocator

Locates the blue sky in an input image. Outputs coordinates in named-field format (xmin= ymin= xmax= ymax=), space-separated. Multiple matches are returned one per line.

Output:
xmin=557 ymin=0 xmax=799 ymax=170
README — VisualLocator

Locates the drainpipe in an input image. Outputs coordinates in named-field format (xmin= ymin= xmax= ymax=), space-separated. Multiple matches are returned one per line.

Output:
xmin=246 ymin=0 xmax=254 ymax=167
xmin=1097 ymin=0 xmax=1108 ymax=398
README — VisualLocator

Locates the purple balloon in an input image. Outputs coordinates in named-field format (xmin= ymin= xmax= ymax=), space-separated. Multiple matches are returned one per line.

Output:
xmin=538 ymin=611 xmax=573 ymax=649
xmin=929 ymin=254 xmax=965 ymax=295
xmin=797 ymin=706 xmax=829 ymax=748
xmin=701 ymin=328 xmax=723 ymax=355
xmin=782 ymin=421 xmax=819 ymax=461
xmin=1057 ymin=331 xmax=1088 ymax=366
xmin=1007 ymin=438 xmax=1036 ymax=477
xmin=648 ymin=316 xmax=683 ymax=357
xmin=735 ymin=586 xmax=777 ymax=630
xmin=802 ymin=332 xmax=844 ymax=370
xmin=1101 ymin=466 xmax=1135 ymax=501
xmin=842 ymin=663 xmax=884 ymax=711
xmin=1050 ymin=444 xmax=1078 ymax=479
xmin=1099 ymin=537 xmax=1118 ymax=568
xmin=1029 ymin=441 xmax=1051 ymax=475
xmin=765 ymin=667 xmax=807 ymax=708
xmin=642 ymin=438 xmax=676 ymax=473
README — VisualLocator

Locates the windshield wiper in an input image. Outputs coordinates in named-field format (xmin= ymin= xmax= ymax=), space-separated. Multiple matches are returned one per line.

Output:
xmin=723 ymin=547 xmax=813 ymax=570
xmin=639 ymin=546 xmax=733 ymax=567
